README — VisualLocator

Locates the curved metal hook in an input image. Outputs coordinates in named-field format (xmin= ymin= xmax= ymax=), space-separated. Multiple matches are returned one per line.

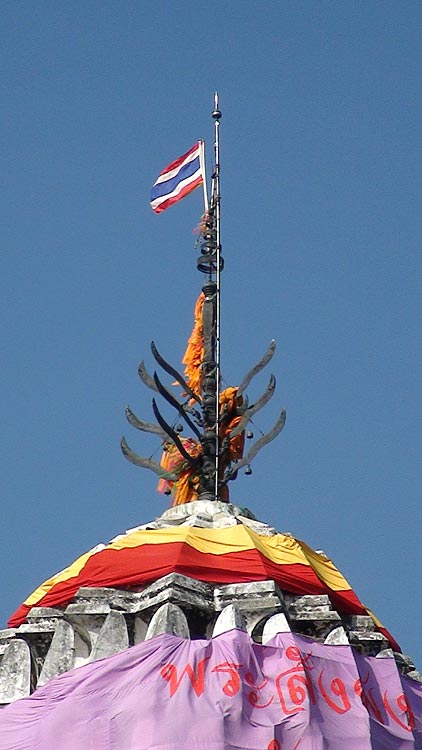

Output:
xmin=224 ymin=408 xmax=286 ymax=481
xmin=120 ymin=437 xmax=178 ymax=480
xmin=237 ymin=340 xmax=276 ymax=396
xmin=230 ymin=374 xmax=276 ymax=437
xmin=152 ymin=399 xmax=199 ymax=470
xmin=125 ymin=406 xmax=168 ymax=440
xmin=153 ymin=371 xmax=202 ymax=439
xmin=151 ymin=341 xmax=201 ymax=404
xmin=138 ymin=361 xmax=159 ymax=393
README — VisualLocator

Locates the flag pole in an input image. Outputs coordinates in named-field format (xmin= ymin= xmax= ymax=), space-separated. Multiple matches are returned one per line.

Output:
xmin=212 ymin=92 xmax=222 ymax=501
xmin=199 ymin=139 xmax=209 ymax=214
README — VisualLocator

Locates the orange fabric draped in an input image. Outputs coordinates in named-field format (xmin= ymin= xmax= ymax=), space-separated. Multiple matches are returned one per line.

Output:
xmin=157 ymin=439 xmax=202 ymax=506
xmin=181 ymin=292 xmax=205 ymax=397
xmin=219 ymin=387 xmax=245 ymax=462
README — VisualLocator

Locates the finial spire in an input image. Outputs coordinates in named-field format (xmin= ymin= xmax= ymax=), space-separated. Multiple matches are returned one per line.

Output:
xmin=192 ymin=92 xmax=223 ymax=500
xmin=122 ymin=94 xmax=286 ymax=507
xmin=212 ymin=91 xmax=221 ymax=120
xmin=212 ymin=91 xmax=222 ymax=501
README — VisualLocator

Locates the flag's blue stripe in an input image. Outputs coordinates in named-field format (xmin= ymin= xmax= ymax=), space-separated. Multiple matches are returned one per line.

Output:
xmin=150 ymin=157 xmax=200 ymax=202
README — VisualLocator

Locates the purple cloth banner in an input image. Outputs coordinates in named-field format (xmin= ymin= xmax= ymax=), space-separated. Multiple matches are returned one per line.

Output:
xmin=0 ymin=630 xmax=421 ymax=749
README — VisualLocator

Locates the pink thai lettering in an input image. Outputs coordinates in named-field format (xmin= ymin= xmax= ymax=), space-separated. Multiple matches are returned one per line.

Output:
xmin=160 ymin=657 xmax=210 ymax=697
xmin=211 ymin=662 xmax=242 ymax=697
xmin=318 ymin=671 xmax=351 ymax=714
xmin=383 ymin=691 xmax=415 ymax=732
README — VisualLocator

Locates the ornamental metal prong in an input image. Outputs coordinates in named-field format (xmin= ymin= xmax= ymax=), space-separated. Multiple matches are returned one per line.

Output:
xmin=151 ymin=399 xmax=199 ymax=470
xmin=120 ymin=437 xmax=178 ymax=480
xmin=237 ymin=340 xmax=276 ymax=396
xmin=152 ymin=371 xmax=202 ymax=439
xmin=223 ymin=409 xmax=287 ymax=483
xmin=138 ymin=361 xmax=159 ymax=393
xmin=229 ymin=374 xmax=276 ymax=437
xmin=151 ymin=341 xmax=201 ymax=404
xmin=125 ymin=406 xmax=168 ymax=440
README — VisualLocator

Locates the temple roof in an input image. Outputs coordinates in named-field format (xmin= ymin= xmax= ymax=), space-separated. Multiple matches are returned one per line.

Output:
xmin=2 ymin=495 xmax=421 ymax=712
xmin=8 ymin=500 xmax=398 ymax=651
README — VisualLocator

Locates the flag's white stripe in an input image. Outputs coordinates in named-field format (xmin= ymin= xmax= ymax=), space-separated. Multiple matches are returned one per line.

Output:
xmin=153 ymin=147 xmax=201 ymax=186
xmin=150 ymin=166 xmax=202 ymax=210
xmin=198 ymin=140 xmax=208 ymax=212
xmin=150 ymin=167 xmax=202 ymax=210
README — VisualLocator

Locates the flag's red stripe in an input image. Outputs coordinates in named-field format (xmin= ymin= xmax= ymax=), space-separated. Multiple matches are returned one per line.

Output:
xmin=153 ymin=175 xmax=203 ymax=214
xmin=157 ymin=143 xmax=200 ymax=178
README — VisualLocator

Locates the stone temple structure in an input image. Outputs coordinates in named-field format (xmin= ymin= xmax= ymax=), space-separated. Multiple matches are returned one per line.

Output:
xmin=1 ymin=100 xmax=420 ymax=747
xmin=0 ymin=499 xmax=421 ymax=707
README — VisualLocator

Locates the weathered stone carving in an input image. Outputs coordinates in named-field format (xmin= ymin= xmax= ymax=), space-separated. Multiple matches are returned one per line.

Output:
xmin=0 ymin=639 xmax=31 ymax=703
xmin=212 ymin=604 xmax=246 ymax=637
xmin=145 ymin=603 xmax=189 ymax=640
xmin=262 ymin=613 xmax=291 ymax=644
xmin=324 ymin=625 xmax=349 ymax=645
xmin=214 ymin=581 xmax=285 ymax=637
xmin=37 ymin=620 xmax=74 ymax=687
xmin=90 ymin=611 xmax=129 ymax=661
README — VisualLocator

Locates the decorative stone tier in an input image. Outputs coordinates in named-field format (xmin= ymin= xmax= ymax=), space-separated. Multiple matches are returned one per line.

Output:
xmin=1 ymin=502 xmax=420 ymax=703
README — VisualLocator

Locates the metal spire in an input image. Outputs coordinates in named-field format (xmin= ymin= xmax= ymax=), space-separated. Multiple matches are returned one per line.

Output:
xmin=122 ymin=93 xmax=286 ymax=506
xmin=195 ymin=92 xmax=223 ymax=500
xmin=212 ymin=92 xmax=222 ymax=501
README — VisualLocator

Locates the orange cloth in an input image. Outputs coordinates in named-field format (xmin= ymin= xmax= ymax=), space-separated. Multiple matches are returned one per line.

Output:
xmin=157 ymin=439 xmax=202 ymax=506
xmin=171 ymin=468 xmax=200 ymax=506
xmin=219 ymin=388 xmax=245 ymax=464
xmin=226 ymin=415 xmax=245 ymax=460
xmin=219 ymin=386 xmax=238 ymax=410
xmin=181 ymin=292 xmax=205 ymax=397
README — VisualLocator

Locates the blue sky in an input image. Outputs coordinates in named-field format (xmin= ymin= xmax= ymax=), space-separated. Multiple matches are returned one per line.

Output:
xmin=1 ymin=2 xmax=421 ymax=668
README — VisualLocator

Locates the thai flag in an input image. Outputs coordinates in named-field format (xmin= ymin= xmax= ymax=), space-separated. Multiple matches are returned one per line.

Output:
xmin=150 ymin=141 xmax=205 ymax=214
